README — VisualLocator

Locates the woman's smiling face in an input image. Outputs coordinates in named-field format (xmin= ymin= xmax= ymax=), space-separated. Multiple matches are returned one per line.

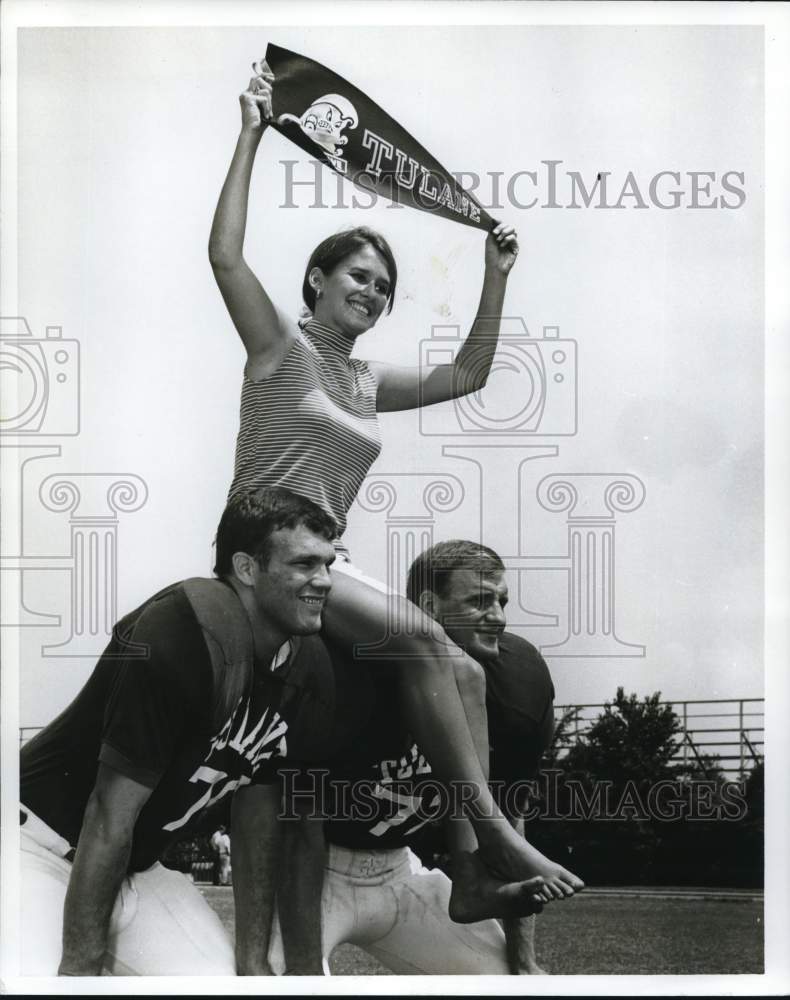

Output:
xmin=312 ymin=244 xmax=393 ymax=337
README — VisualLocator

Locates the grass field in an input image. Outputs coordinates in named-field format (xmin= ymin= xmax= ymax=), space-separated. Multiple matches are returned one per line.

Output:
xmin=199 ymin=887 xmax=763 ymax=976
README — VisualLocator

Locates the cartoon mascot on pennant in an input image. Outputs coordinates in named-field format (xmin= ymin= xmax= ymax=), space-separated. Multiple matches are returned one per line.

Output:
xmin=277 ymin=94 xmax=359 ymax=173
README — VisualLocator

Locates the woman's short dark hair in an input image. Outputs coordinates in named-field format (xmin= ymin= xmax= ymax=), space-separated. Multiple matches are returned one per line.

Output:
xmin=214 ymin=487 xmax=337 ymax=577
xmin=302 ymin=226 xmax=397 ymax=314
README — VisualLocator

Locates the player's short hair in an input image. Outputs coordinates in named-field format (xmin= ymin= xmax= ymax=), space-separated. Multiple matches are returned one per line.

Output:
xmin=302 ymin=226 xmax=397 ymax=314
xmin=213 ymin=487 xmax=337 ymax=577
xmin=406 ymin=539 xmax=505 ymax=604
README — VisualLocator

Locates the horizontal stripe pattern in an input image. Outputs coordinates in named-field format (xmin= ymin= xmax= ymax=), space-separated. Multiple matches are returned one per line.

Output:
xmin=229 ymin=321 xmax=381 ymax=537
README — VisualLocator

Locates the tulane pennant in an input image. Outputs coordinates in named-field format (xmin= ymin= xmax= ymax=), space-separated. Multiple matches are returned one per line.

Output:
xmin=265 ymin=43 xmax=494 ymax=232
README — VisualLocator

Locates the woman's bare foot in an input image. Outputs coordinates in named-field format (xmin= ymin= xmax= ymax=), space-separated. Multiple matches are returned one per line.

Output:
xmin=448 ymin=851 xmax=548 ymax=923
xmin=477 ymin=825 xmax=585 ymax=900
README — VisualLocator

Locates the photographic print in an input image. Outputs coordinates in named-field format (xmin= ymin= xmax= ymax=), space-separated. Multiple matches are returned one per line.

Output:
xmin=1 ymin=1 xmax=787 ymax=994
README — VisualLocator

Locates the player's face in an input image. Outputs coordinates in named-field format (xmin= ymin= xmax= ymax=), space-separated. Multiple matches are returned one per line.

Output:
xmin=314 ymin=244 xmax=391 ymax=337
xmin=251 ymin=525 xmax=335 ymax=637
xmin=433 ymin=569 xmax=508 ymax=663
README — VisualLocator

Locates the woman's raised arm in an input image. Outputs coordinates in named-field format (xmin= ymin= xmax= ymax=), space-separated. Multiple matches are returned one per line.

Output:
xmin=209 ymin=61 xmax=296 ymax=373
xmin=369 ymin=224 xmax=519 ymax=412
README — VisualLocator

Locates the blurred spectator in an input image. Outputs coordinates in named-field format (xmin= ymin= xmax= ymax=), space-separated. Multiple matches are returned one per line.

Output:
xmin=210 ymin=825 xmax=232 ymax=886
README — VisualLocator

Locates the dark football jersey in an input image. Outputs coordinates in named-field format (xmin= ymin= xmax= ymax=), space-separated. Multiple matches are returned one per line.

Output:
xmin=21 ymin=581 xmax=340 ymax=871
xmin=322 ymin=632 xmax=555 ymax=851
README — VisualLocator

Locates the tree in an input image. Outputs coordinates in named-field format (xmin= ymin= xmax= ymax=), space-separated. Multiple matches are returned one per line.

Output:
xmin=561 ymin=687 xmax=681 ymax=784
xmin=528 ymin=687 xmax=762 ymax=887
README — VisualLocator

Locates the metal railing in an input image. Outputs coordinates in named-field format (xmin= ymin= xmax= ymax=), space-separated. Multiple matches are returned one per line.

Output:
xmin=553 ymin=697 xmax=764 ymax=780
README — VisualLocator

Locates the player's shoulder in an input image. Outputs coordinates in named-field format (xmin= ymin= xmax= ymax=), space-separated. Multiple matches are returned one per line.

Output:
xmin=484 ymin=631 xmax=555 ymax=728
xmin=490 ymin=631 xmax=554 ymax=693
xmin=108 ymin=581 xmax=169 ymax=638
xmin=498 ymin=630 xmax=546 ymax=666
xmin=109 ymin=579 xmax=214 ymax=671
xmin=114 ymin=580 xmax=195 ymax=638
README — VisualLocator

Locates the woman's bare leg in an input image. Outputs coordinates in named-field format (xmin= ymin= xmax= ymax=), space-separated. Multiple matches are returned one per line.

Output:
xmin=323 ymin=569 xmax=583 ymax=897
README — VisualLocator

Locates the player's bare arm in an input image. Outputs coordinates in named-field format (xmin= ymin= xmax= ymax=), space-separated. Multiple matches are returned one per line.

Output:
xmin=501 ymin=816 xmax=548 ymax=974
xmin=58 ymin=765 xmax=152 ymax=976
xmin=278 ymin=781 xmax=326 ymax=975
xmin=231 ymin=782 xmax=283 ymax=975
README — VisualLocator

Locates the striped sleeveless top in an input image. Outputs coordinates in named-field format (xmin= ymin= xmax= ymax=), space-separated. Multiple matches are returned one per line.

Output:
xmin=229 ymin=320 xmax=382 ymax=538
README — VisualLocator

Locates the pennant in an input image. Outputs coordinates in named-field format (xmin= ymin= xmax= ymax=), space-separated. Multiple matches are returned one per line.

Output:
xmin=264 ymin=43 xmax=494 ymax=232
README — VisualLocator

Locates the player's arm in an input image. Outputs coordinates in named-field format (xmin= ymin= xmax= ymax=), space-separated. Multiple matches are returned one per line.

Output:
xmin=59 ymin=764 xmax=152 ymax=975
xmin=208 ymin=59 xmax=297 ymax=373
xmin=501 ymin=815 xmax=545 ymax=975
xmin=277 ymin=774 xmax=326 ymax=975
xmin=368 ymin=225 xmax=519 ymax=412
xmin=231 ymin=782 xmax=282 ymax=975
xmin=444 ymin=810 xmax=545 ymax=970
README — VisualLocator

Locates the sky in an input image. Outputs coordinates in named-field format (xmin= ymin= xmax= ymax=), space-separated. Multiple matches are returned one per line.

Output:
xmin=4 ymin=18 xmax=766 ymax=727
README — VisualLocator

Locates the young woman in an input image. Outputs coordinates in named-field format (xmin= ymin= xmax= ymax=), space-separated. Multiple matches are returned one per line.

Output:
xmin=208 ymin=60 xmax=582 ymax=900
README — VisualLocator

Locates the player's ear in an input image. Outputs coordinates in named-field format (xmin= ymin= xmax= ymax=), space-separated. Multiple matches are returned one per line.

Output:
xmin=231 ymin=551 xmax=258 ymax=586
xmin=417 ymin=589 xmax=437 ymax=619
